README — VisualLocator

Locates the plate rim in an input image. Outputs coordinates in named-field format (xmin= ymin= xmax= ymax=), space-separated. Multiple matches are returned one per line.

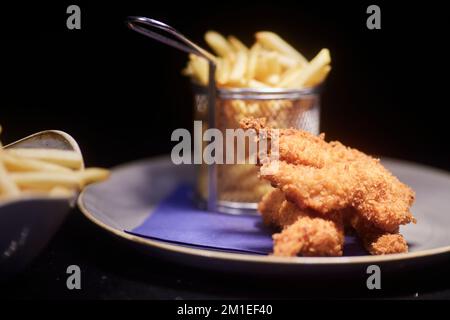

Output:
xmin=78 ymin=159 xmax=450 ymax=266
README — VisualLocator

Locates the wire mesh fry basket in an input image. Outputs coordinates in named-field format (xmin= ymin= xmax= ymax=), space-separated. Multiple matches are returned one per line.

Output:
xmin=193 ymin=85 xmax=320 ymax=214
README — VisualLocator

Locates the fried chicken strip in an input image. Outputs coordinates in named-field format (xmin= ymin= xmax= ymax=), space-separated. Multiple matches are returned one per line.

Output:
xmin=242 ymin=118 xmax=416 ymax=233
xmin=350 ymin=214 xmax=408 ymax=255
xmin=258 ymin=188 xmax=296 ymax=228
xmin=259 ymin=189 xmax=344 ymax=257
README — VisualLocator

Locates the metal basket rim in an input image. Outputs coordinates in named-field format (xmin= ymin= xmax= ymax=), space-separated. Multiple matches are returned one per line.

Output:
xmin=191 ymin=82 xmax=322 ymax=100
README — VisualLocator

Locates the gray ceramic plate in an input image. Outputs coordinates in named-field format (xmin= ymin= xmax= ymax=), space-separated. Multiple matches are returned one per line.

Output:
xmin=78 ymin=156 xmax=450 ymax=276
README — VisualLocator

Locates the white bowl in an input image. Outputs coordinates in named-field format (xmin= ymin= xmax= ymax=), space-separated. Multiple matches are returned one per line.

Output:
xmin=0 ymin=130 xmax=84 ymax=280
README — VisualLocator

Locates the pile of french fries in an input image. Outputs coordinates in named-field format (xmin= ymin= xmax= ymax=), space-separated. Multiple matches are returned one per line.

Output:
xmin=0 ymin=126 xmax=110 ymax=202
xmin=183 ymin=31 xmax=331 ymax=89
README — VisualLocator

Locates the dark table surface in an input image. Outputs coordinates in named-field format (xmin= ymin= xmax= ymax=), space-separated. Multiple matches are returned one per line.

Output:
xmin=2 ymin=207 xmax=450 ymax=300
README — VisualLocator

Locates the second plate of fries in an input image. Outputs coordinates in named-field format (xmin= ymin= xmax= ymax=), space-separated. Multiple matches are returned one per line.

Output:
xmin=0 ymin=128 xmax=109 ymax=202
xmin=0 ymin=127 xmax=110 ymax=278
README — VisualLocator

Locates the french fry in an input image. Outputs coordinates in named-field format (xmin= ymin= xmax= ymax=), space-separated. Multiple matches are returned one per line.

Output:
xmin=255 ymin=57 xmax=281 ymax=87
xmin=228 ymin=35 xmax=248 ymax=52
xmin=246 ymin=43 xmax=261 ymax=81
xmin=304 ymin=65 xmax=331 ymax=87
xmin=282 ymin=48 xmax=331 ymax=88
xmin=205 ymin=31 xmax=234 ymax=59
xmin=76 ymin=168 xmax=110 ymax=187
xmin=254 ymin=53 xmax=269 ymax=82
xmin=216 ymin=58 xmax=231 ymax=85
xmin=19 ymin=185 xmax=74 ymax=197
xmin=49 ymin=186 xmax=76 ymax=197
xmin=229 ymin=50 xmax=248 ymax=82
xmin=189 ymin=54 xmax=209 ymax=86
xmin=10 ymin=172 xmax=82 ymax=190
xmin=2 ymin=152 xmax=72 ymax=173
xmin=263 ymin=52 xmax=282 ymax=79
xmin=277 ymin=65 xmax=304 ymax=88
xmin=274 ymin=53 xmax=300 ymax=69
xmin=255 ymin=31 xmax=308 ymax=66
xmin=6 ymin=148 xmax=83 ymax=170
xmin=0 ymin=130 xmax=20 ymax=198
xmin=0 ymin=156 xmax=20 ymax=197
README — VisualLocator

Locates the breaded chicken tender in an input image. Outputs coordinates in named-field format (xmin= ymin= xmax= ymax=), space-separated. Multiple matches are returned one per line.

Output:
xmin=258 ymin=188 xmax=295 ymax=228
xmin=273 ymin=214 xmax=344 ymax=257
xmin=241 ymin=117 xmax=416 ymax=233
xmin=350 ymin=214 xmax=408 ymax=255
xmin=259 ymin=189 xmax=344 ymax=257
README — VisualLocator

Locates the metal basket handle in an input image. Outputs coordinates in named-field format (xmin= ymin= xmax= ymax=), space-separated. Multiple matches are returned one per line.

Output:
xmin=126 ymin=16 xmax=218 ymax=213
xmin=126 ymin=17 xmax=216 ymax=63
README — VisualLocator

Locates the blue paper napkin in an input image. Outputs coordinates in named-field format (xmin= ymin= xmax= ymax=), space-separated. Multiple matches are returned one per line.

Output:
xmin=126 ymin=184 xmax=367 ymax=256
xmin=127 ymin=184 xmax=274 ymax=254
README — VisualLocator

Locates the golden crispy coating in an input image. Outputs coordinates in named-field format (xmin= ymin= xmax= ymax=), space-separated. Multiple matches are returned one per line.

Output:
xmin=261 ymin=160 xmax=415 ymax=233
xmin=273 ymin=203 xmax=344 ymax=257
xmin=258 ymin=188 xmax=300 ymax=228
xmin=242 ymin=117 xmax=416 ymax=233
xmin=350 ymin=214 xmax=408 ymax=255
xmin=259 ymin=189 xmax=344 ymax=257
xmin=259 ymin=190 xmax=408 ymax=256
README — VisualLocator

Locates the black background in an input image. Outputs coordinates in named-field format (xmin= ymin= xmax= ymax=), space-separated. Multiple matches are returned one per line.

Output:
xmin=2 ymin=0 xmax=450 ymax=301
xmin=2 ymin=0 xmax=449 ymax=170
